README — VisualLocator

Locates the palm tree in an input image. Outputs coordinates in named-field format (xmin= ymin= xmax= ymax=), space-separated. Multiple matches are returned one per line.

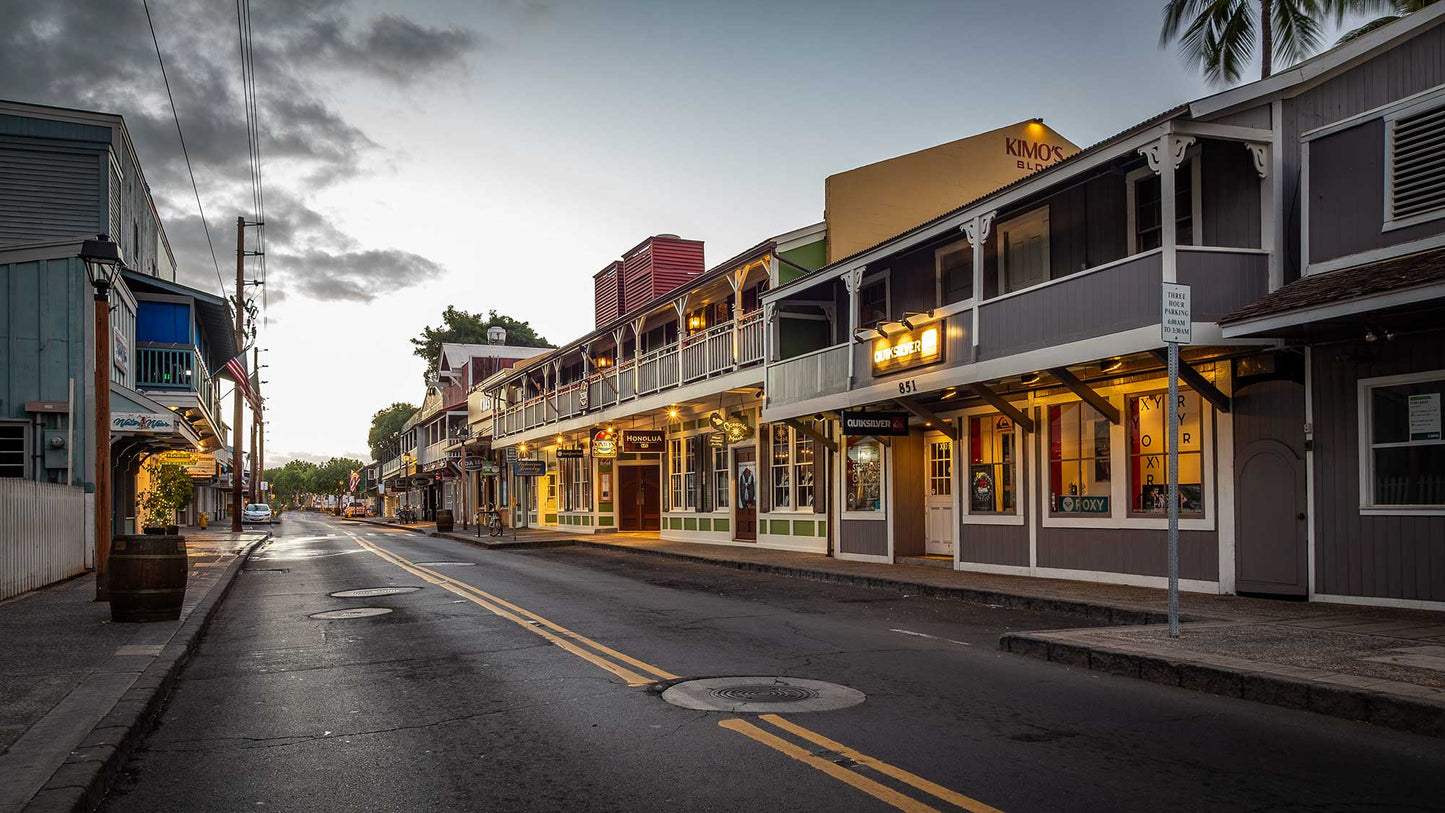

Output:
xmin=1334 ymin=0 xmax=1438 ymax=43
xmin=1161 ymin=0 xmax=1330 ymax=84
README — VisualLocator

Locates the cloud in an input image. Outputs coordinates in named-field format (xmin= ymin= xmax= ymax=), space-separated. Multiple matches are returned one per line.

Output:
xmin=0 ymin=0 xmax=481 ymax=302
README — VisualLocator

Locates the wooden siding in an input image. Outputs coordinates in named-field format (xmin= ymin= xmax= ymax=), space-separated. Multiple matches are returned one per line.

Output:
xmin=1212 ymin=104 xmax=1272 ymax=129
xmin=891 ymin=431 xmax=926 ymax=557
xmin=1201 ymin=140 xmax=1262 ymax=248
xmin=958 ymin=524 xmax=1028 ymax=567
xmin=1176 ymin=249 xmax=1269 ymax=321
xmin=1311 ymin=333 xmax=1445 ymax=602
xmin=977 ymin=251 xmax=1160 ymax=360
xmin=621 ymin=236 xmax=705 ymax=319
xmin=1308 ymin=119 xmax=1442 ymax=263
xmin=594 ymin=261 xmax=623 ymax=328
xmin=1037 ymin=528 xmax=1219 ymax=581
xmin=839 ymin=518 xmax=888 ymax=557
xmin=0 ymin=147 xmax=101 ymax=244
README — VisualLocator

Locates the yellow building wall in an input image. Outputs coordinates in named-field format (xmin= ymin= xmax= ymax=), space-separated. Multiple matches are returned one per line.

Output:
xmin=825 ymin=120 xmax=1080 ymax=262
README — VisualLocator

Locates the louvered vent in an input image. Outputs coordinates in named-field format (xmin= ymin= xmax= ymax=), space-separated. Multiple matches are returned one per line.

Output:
xmin=1391 ymin=105 xmax=1445 ymax=221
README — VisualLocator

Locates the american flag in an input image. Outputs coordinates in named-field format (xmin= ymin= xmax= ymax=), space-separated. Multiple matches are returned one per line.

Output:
xmin=348 ymin=470 xmax=360 ymax=492
xmin=219 ymin=352 xmax=263 ymax=411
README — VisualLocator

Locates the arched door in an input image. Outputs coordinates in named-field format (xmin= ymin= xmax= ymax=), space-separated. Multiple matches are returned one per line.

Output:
xmin=1234 ymin=380 xmax=1308 ymax=597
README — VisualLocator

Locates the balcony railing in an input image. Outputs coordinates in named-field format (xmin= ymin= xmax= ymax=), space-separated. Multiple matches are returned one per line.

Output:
xmin=135 ymin=343 xmax=222 ymax=426
xmin=767 ymin=343 xmax=851 ymax=407
xmin=495 ymin=309 xmax=765 ymax=438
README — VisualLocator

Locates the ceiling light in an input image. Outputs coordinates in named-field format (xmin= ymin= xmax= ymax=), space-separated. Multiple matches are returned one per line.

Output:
xmin=1020 ymin=372 xmax=1041 ymax=385
xmin=940 ymin=387 xmax=958 ymax=400
xmin=1100 ymin=358 xmax=1123 ymax=373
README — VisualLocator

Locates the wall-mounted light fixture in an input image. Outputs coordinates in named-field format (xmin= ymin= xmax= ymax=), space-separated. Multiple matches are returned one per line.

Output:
xmin=853 ymin=326 xmax=884 ymax=343
xmin=688 ymin=315 xmax=703 ymax=331
xmin=1100 ymin=357 xmax=1123 ymax=373
xmin=900 ymin=310 xmax=933 ymax=330
xmin=1020 ymin=372 xmax=1041 ymax=385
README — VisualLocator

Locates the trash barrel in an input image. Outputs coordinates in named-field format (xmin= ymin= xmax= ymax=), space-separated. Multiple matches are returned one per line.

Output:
xmin=109 ymin=534 xmax=188 ymax=622
xmin=435 ymin=508 xmax=454 ymax=533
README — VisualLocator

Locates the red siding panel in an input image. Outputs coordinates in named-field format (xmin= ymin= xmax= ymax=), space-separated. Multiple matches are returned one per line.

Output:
xmin=619 ymin=235 xmax=705 ymax=321
xmin=594 ymin=260 xmax=623 ymax=328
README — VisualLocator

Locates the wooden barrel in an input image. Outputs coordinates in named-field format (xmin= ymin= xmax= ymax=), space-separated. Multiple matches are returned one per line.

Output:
xmin=109 ymin=534 xmax=188 ymax=622
xmin=435 ymin=508 xmax=454 ymax=533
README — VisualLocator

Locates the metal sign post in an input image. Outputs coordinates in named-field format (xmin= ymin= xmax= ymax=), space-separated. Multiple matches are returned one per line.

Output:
xmin=1161 ymin=282 xmax=1191 ymax=638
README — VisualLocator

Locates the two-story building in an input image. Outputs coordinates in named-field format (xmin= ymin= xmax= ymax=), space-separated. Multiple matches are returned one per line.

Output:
xmin=761 ymin=7 xmax=1445 ymax=608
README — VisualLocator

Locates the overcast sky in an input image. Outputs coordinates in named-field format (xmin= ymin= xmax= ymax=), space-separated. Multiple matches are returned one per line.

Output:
xmin=1 ymin=1 xmax=1362 ymax=466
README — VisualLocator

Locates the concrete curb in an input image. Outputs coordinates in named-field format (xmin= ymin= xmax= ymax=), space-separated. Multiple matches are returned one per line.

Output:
xmin=999 ymin=631 xmax=1445 ymax=738
xmin=435 ymin=531 xmax=575 ymax=551
xmin=567 ymin=539 xmax=1177 ymax=626
xmin=21 ymin=534 xmax=271 ymax=813
xmin=338 ymin=517 xmax=434 ymax=536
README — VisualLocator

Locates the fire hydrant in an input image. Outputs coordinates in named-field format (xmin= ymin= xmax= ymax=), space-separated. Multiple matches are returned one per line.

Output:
xmin=199 ymin=512 xmax=209 ymax=529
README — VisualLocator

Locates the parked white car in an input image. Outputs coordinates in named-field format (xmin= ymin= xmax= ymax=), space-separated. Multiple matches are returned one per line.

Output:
xmin=242 ymin=503 xmax=274 ymax=524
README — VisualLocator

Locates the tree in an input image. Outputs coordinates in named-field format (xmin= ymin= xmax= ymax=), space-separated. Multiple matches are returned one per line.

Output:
xmin=139 ymin=459 xmax=194 ymax=529
xmin=1161 ymin=0 xmax=1328 ymax=84
xmin=410 ymin=307 xmax=552 ymax=382
xmin=1335 ymin=0 xmax=1437 ymax=43
xmin=264 ymin=460 xmax=317 ymax=507
xmin=368 ymin=402 xmax=416 ymax=463
xmin=308 ymin=457 xmax=366 ymax=508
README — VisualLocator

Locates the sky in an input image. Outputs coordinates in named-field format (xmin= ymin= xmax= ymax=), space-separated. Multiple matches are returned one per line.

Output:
xmin=0 ymin=0 xmax=1366 ymax=466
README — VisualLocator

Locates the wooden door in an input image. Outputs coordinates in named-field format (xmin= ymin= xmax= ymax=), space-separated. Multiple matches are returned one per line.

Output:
xmin=620 ymin=466 xmax=642 ymax=531
xmin=925 ymin=434 xmax=953 ymax=555
xmin=1235 ymin=380 xmax=1308 ymax=597
xmin=734 ymin=447 xmax=757 ymax=542
xmin=639 ymin=465 xmax=661 ymax=531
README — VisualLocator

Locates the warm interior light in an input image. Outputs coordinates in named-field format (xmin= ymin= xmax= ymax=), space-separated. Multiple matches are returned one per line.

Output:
xmin=1100 ymin=358 xmax=1123 ymax=373
xmin=688 ymin=315 xmax=703 ymax=330
xmin=668 ymin=408 xmax=678 ymax=419
xmin=1020 ymin=372 xmax=1041 ymax=385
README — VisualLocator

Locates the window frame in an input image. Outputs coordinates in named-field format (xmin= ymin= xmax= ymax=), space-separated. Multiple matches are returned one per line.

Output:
xmin=1357 ymin=369 xmax=1445 ymax=514
xmin=997 ymin=205 xmax=1051 ymax=295
xmin=1126 ymin=152 xmax=1203 ymax=255
xmin=0 ymin=420 xmax=30 ymax=480
xmin=1047 ymin=401 xmax=1113 ymax=518
xmin=668 ymin=438 xmax=685 ymax=510
xmin=963 ymin=410 xmax=1024 ymax=525
xmin=856 ymin=270 xmax=890 ymax=327
xmin=712 ymin=440 xmax=729 ymax=511
xmin=842 ymin=435 xmax=887 ymax=519
xmin=769 ymin=424 xmax=792 ymax=511
xmin=934 ymin=239 xmax=975 ymax=308
xmin=1126 ymin=388 xmax=1207 ymax=520
xmin=1384 ymin=97 xmax=1445 ymax=232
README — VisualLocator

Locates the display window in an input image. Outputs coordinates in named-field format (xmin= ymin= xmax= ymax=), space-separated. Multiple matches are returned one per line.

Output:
xmin=712 ymin=441 xmax=729 ymax=509
xmin=770 ymin=424 xmax=791 ymax=509
xmin=685 ymin=435 xmax=700 ymax=510
xmin=1361 ymin=372 xmax=1445 ymax=508
xmin=1048 ymin=402 xmax=1112 ymax=515
xmin=795 ymin=435 xmax=815 ymax=509
xmin=968 ymin=414 xmax=1017 ymax=514
xmin=845 ymin=437 xmax=884 ymax=513
xmin=1128 ymin=390 xmax=1204 ymax=516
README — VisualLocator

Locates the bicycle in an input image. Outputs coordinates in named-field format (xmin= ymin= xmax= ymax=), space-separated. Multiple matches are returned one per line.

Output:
xmin=477 ymin=505 xmax=503 ymax=537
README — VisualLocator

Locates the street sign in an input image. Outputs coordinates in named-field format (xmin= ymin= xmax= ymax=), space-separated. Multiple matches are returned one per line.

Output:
xmin=512 ymin=459 xmax=546 ymax=477
xmin=505 ymin=447 xmax=518 ymax=462
xmin=1161 ymin=282 xmax=1192 ymax=344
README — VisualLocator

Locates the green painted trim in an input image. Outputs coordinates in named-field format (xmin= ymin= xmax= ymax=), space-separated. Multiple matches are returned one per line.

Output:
xmin=714 ymin=518 xmax=729 ymax=532
xmin=683 ymin=517 xmax=697 ymax=531
xmin=699 ymin=518 xmax=711 ymax=531
xmin=818 ymin=521 xmax=826 ymax=537
xmin=670 ymin=517 xmax=683 ymax=530
xmin=583 ymin=515 xmax=592 ymax=526
xmin=792 ymin=519 xmax=815 ymax=537
xmin=544 ymin=513 xmax=557 ymax=524
xmin=768 ymin=519 xmax=790 ymax=535
xmin=599 ymin=501 xmax=614 ymax=512
xmin=599 ymin=516 xmax=614 ymax=527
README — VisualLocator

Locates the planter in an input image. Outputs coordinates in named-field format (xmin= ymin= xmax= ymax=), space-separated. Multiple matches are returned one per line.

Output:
xmin=166 ymin=524 xmax=179 ymax=535
xmin=109 ymin=534 xmax=188 ymax=622
xmin=143 ymin=527 xmax=166 ymax=536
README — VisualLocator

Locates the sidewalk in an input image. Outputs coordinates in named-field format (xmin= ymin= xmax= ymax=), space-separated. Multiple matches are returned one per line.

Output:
xmin=0 ymin=529 xmax=268 ymax=813
xmin=413 ymin=527 xmax=1445 ymax=736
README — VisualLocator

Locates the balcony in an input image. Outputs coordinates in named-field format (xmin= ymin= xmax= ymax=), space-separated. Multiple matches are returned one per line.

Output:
xmin=134 ymin=343 xmax=224 ymax=433
xmin=495 ymin=309 xmax=765 ymax=439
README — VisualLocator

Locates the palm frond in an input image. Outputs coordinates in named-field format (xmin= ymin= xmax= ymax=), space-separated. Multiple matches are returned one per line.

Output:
xmin=1337 ymin=14 xmax=1404 ymax=41
xmin=1163 ymin=0 xmax=1256 ymax=85
xmin=1274 ymin=0 xmax=1327 ymax=65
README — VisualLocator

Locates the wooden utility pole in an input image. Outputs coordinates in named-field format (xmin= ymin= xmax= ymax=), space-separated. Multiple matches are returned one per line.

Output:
xmin=92 ymin=271 xmax=113 ymax=601
xmin=231 ymin=216 xmax=245 ymax=532
xmin=249 ymin=345 xmax=259 ymax=502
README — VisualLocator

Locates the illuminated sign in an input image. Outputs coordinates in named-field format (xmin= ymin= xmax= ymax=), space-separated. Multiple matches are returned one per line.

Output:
xmin=592 ymin=429 xmax=618 ymax=458
xmin=111 ymin=412 xmax=177 ymax=434
xmin=841 ymin=411 xmax=909 ymax=437
xmin=621 ymin=429 xmax=666 ymax=453
xmin=155 ymin=450 xmax=198 ymax=467
xmin=556 ymin=447 xmax=585 ymax=459
xmin=871 ymin=325 xmax=942 ymax=376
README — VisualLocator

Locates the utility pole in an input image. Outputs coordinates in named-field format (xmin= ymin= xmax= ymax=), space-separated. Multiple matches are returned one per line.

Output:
xmin=231 ymin=216 xmax=245 ymax=532
xmin=250 ymin=345 xmax=260 ymax=502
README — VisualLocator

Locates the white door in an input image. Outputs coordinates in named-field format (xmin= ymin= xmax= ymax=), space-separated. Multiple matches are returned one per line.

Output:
xmin=925 ymin=434 xmax=953 ymax=555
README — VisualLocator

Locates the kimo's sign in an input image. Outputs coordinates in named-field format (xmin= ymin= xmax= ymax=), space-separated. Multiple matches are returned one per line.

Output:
xmin=872 ymin=325 xmax=942 ymax=375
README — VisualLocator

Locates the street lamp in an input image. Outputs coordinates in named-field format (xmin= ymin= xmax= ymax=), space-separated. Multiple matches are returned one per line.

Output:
xmin=80 ymin=235 xmax=126 ymax=602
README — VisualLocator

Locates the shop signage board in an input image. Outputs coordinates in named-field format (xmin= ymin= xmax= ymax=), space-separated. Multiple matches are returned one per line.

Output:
xmin=512 ymin=459 xmax=546 ymax=477
xmin=1408 ymin=393 xmax=1442 ymax=442
xmin=111 ymin=412 xmax=177 ymax=433
xmin=1057 ymin=495 xmax=1109 ymax=514
xmin=478 ymin=461 xmax=500 ymax=476
xmin=621 ymin=429 xmax=665 ymax=453
xmin=871 ymin=325 xmax=943 ymax=376
xmin=463 ymin=457 xmax=486 ymax=471
xmin=556 ymin=447 xmax=585 ymax=459
xmin=592 ymin=428 xmax=618 ymax=458
xmin=841 ymin=411 xmax=909 ymax=436
xmin=155 ymin=450 xmax=198 ymax=467
xmin=708 ymin=433 xmax=726 ymax=449
xmin=505 ymin=447 xmax=518 ymax=462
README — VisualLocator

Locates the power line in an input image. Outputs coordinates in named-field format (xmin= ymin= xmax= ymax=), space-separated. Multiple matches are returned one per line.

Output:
xmin=236 ymin=0 xmax=269 ymax=326
xmin=140 ymin=0 xmax=229 ymax=308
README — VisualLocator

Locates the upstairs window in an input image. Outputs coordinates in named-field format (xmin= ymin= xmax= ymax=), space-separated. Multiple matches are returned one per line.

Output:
xmin=1387 ymin=104 xmax=1445 ymax=229
xmin=936 ymin=240 xmax=973 ymax=305
xmin=1129 ymin=155 xmax=1199 ymax=253
xmin=998 ymin=207 xmax=1050 ymax=294
xmin=0 ymin=423 xmax=27 ymax=478
xmin=858 ymin=273 xmax=889 ymax=325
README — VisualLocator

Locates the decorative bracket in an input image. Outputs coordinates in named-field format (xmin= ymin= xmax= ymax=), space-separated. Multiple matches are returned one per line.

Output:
xmin=960 ymin=210 xmax=996 ymax=247
xmin=1138 ymin=136 xmax=1196 ymax=174
xmin=764 ymin=301 xmax=777 ymax=328
xmin=1245 ymin=142 xmax=1269 ymax=178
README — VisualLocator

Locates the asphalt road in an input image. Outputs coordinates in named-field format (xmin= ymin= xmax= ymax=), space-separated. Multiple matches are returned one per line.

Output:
xmin=101 ymin=513 xmax=1445 ymax=812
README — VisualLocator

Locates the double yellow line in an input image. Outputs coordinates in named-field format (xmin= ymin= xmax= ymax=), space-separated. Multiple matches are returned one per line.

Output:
xmin=348 ymin=532 xmax=1001 ymax=813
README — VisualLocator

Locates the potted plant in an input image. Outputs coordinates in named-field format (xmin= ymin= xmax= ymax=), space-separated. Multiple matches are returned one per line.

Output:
xmin=139 ymin=458 xmax=195 ymax=534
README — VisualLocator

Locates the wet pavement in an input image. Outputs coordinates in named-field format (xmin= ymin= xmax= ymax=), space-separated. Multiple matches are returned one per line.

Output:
xmin=99 ymin=514 xmax=1445 ymax=812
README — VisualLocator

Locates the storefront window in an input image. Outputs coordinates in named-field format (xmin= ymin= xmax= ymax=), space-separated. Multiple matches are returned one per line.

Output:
xmin=668 ymin=438 xmax=684 ymax=510
xmin=1364 ymin=373 xmax=1445 ymax=506
xmin=845 ymin=437 xmax=883 ymax=512
xmin=1048 ymin=402 xmax=1112 ymax=515
xmin=560 ymin=457 xmax=590 ymax=512
xmin=771 ymin=424 xmax=791 ymax=509
xmin=712 ymin=441 xmax=729 ymax=509
xmin=968 ymin=415 xmax=1017 ymax=514
xmin=684 ymin=435 xmax=699 ymax=510
xmin=1128 ymin=390 xmax=1204 ymax=516
xmin=795 ymin=435 xmax=815 ymax=509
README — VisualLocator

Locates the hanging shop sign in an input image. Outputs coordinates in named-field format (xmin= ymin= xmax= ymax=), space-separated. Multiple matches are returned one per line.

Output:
xmin=557 ymin=447 xmax=585 ymax=459
xmin=621 ymin=429 xmax=666 ymax=453
xmin=111 ymin=412 xmax=177 ymax=434
xmin=591 ymin=428 xmax=618 ymax=458
xmin=871 ymin=325 xmax=942 ymax=376
xmin=505 ymin=447 xmax=518 ymax=461
xmin=709 ymin=411 xmax=754 ymax=443
xmin=512 ymin=459 xmax=546 ymax=477
xmin=155 ymin=450 xmax=198 ymax=467
xmin=708 ymin=433 xmax=726 ymax=449
xmin=478 ymin=461 xmax=500 ymax=476
xmin=463 ymin=457 xmax=486 ymax=471
xmin=841 ymin=410 xmax=909 ymax=437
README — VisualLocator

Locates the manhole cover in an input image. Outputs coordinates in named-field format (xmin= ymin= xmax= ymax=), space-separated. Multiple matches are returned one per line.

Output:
xmin=661 ymin=677 xmax=864 ymax=713
xmin=309 ymin=607 xmax=393 ymax=620
xmin=329 ymin=587 xmax=422 ymax=598
xmin=414 ymin=561 xmax=475 ymax=567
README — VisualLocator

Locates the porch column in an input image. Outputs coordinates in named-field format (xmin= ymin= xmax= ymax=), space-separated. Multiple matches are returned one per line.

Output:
xmin=1246 ymin=141 xmax=1278 ymax=291
xmin=728 ymin=266 xmax=747 ymax=369
xmin=673 ymin=293 xmax=689 ymax=385
xmin=1139 ymin=133 xmax=1194 ymax=284
xmin=843 ymin=267 xmax=863 ymax=389
xmin=961 ymin=211 xmax=994 ymax=362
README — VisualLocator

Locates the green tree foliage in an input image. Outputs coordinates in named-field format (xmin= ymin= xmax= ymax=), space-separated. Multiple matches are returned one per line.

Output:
xmin=410 ymin=307 xmax=552 ymax=381
xmin=308 ymin=457 xmax=366 ymax=500
xmin=139 ymin=459 xmax=195 ymax=529
xmin=368 ymin=402 xmax=416 ymax=462
xmin=264 ymin=460 xmax=317 ymax=507
xmin=1161 ymin=0 xmax=1329 ymax=84
xmin=1334 ymin=0 xmax=1437 ymax=43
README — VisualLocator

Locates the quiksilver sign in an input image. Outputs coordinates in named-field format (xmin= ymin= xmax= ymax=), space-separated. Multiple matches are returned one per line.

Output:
xmin=841 ymin=411 xmax=909 ymax=437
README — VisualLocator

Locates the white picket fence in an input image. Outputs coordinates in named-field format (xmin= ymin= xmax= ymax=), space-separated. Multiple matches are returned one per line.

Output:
xmin=1 ymin=479 xmax=88 ymax=601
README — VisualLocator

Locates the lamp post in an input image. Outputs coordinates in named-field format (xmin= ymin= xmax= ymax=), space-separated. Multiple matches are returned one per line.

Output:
xmin=80 ymin=235 xmax=126 ymax=602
